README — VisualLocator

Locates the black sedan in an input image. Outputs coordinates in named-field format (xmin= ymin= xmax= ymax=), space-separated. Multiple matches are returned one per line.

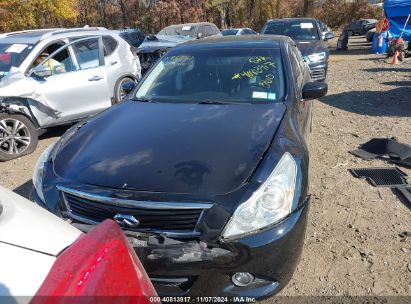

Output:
xmin=32 ymin=36 xmax=327 ymax=299
xmin=261 ymin=18 xmax=332 ymax=81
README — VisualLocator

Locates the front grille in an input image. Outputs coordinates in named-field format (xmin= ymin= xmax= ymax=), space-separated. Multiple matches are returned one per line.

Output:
xmin=310 ymin=67 xmax=326 ymax=81
xmin=58 ymin=186 xmax=211 ymax=235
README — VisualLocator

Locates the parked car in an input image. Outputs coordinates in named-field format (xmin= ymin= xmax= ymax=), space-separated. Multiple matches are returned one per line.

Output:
xmin=221 ymin=28 xmax=257 ymax=36
xmin=0 ymin=27 xmax=141 ymax=161
xmin=158 ymin=22 xmax=222 ymax=40
xmin=262 ymin=18 xmax=332 ymax=81
xmin=316 ymin=19 xmax=334 ymax=40
xmin=345 ymin=19 xmax=378 ymax=36
xmin=366 ymin=28 xmax=376 ymax=42
xmin=0 ymin=186 xmax=156 ymax=301
xmin=33 ymin=35 xmax=327 ymax=299
xmin=119 ymin=28 xmax=189 ymax=74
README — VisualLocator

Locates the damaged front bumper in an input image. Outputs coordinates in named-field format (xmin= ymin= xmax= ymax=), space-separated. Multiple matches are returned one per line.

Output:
xmin=70 ymin=199 xmax=310 ymax=299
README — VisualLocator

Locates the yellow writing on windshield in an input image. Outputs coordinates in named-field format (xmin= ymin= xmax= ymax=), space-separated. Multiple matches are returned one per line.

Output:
xmin=232 ymin=61 xmax=276 ymax=80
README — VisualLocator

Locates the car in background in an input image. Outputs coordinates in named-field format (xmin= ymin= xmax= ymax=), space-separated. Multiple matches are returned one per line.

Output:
xmin=316 ymin=19 xmax=334 ymax=40
xmin=0 ymin=185 xmax=157 ymax=301
xmin=120 ymin=28 xmax=189 ymax=74
xmin=221 ymin=28 xmax=257 ymax=36
xmin=33 ymin=35 xmax=327 ymax=299
xmin=0 ymin=28 xmax=141 ymax=161
xmin=345 ymin=19 xmax=378 ymax=36
xmin=262 ymin=18 xmax=332 ymax=81
xmin=366 ymin=28 xmax=376 ymax=42
xmin=158 ymin=22 xmax=221 ymax=40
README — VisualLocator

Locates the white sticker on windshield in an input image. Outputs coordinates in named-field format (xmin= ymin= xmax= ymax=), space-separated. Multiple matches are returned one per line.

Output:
xmin=300 ymin=23 xmax=314 ymax=29
xmin=268 ymin=93 xmax=277 ymax=100
xmin=5 ymin=44 xmax=28 ymax=53
xmin=182 ymin=26 xmax=192 ymax=31
xmin=253 ymin=92 xmax=268 ymax=99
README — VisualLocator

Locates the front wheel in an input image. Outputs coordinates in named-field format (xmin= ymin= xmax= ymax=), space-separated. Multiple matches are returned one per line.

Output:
xmin=113 ymin=77 xmax=136 ymax=104
xmin=0 ymin=114 xmax=38 ymax=161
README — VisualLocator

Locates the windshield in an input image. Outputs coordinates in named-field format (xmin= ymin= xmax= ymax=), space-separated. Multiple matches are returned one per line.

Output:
xmin=263 ymin=21 xmax=320 ymax=41
xmin=158 ymin=25 xmax=196 ymax=38
xmin=222 ymin=29 xmax=239 ymax=36
xmin=135 ymin=48 xmax=285 ymax=104
xmin=0 ymin=43 xmax=34 ymax=79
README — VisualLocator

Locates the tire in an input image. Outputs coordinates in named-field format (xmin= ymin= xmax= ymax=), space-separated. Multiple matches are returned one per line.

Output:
xmin=0 ymin=113 xmax=38 ymax=161
xmin=399 ymin=51 xmax=405 ymax=62
xmin=113 ymin=77 xmax=135 ymax=104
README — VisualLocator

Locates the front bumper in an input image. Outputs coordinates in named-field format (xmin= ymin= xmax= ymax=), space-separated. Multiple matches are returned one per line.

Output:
xmin=33 ymin=168 xmax=310 ymax=300
xmin=46 ymin=194 xmax=311 ymax=299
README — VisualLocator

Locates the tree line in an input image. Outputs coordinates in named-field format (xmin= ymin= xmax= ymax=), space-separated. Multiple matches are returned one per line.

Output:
xmin=0 ymin=0 xmax=382 ymax=34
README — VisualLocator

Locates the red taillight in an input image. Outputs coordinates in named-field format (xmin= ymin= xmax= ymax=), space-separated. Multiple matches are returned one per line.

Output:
xmin=32 ymin=220 xmax=158 ymax=304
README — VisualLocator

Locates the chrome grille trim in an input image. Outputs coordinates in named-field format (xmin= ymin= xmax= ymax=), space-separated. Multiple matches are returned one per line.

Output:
xmin=57 ymin=185 xmax=213 ymax=210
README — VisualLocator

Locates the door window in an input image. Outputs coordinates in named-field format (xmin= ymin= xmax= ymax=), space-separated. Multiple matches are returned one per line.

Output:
xmin=31 ymin=41 xmax=68 ymax=72
xmin=197 ymin=26 xmax=207 ymax=38
xmin=33 ymin=44 xmax=74 ymax=75
xmin=71 ymin=38 xmax=101 ymax=70
xmin=103 ymin=36 xmax=118 ymax=56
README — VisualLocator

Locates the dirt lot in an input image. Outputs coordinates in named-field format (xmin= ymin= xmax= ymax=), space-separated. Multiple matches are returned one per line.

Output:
xmin=1 ymin=36 xmax=410 ymax=298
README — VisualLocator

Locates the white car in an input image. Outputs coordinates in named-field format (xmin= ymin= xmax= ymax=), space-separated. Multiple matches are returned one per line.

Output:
xmin=0 ymin=27 xmax=141 ymax=161
xmin=0 ymin=186 xmax=156 ymax=299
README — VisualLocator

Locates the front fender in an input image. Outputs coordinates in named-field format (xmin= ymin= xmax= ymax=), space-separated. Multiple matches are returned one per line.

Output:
xmin=0 ymin=98 xmax=40 ymax=129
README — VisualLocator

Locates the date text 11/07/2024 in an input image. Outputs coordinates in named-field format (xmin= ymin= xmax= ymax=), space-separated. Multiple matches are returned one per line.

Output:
xmin=149 ymin=296 xmax=257 ymax=303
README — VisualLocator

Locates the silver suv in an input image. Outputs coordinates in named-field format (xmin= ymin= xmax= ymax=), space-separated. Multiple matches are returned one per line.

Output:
xmin=0 ymin=28 xmax=141 ymax=161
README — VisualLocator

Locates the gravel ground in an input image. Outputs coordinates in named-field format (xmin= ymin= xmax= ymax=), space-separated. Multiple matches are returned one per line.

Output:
xmin=0 ymin=36 xmax=410 ymax=299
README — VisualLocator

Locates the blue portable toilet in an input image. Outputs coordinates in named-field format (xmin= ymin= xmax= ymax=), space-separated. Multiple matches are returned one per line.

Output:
xmin=372 ymin=31 xmax=389 ymax=53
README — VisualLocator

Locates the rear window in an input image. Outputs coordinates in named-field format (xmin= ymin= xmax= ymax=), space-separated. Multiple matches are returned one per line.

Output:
xmin=222 ymin=29 xmax=239 ymax=36
xmin=158 ymin=25 xmax=196 ymax=39
xmin=262 ymin=21 xmax=320 ymax=41
xmin=135 ymin=48 xmax=285 ymax=104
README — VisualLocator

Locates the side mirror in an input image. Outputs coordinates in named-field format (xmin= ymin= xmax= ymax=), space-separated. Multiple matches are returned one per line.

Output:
xmin=197 ymin=32 xmax=203 ymax=39
xmin=302 ymin=82 xmax=328 ymax=100
xmin=33 ymin=65 xmax=52 ymax=78
xmin=121 ymin=81 xmax=136 ymax=97
xmin=324 ymin=32 xmax=334 ymax=41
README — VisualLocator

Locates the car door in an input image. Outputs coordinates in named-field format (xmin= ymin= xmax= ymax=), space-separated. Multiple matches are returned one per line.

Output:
xmin=30 ymin=37 xmax=111 ymax=126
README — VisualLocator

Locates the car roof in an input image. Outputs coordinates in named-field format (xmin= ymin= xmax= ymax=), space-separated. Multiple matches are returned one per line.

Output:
xmin=163 ymin=22 xmax=216 ymax=28
xmin=0 ymin=27 xmax=113 ymax=44
xmin=173 ymin=35 xmax=284 ymax=50
xmin=266 ymin=17 xmax=317 ymax=23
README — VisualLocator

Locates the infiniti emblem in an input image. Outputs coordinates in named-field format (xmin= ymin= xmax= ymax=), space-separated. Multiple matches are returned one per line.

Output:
xmin=114 ymin=214 xmax=140 ymax=228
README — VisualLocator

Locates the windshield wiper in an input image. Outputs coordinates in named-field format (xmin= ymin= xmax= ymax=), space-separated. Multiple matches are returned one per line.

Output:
xmin=133 ymin=97 xmax=158 ymax=103
xmin=198 ymin=100 xmax=248 ymax=105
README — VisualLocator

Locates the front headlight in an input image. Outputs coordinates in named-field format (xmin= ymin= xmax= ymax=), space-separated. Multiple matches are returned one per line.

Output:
xmin=223 ymin=152 xmax=297 ymax=239
xmin=33 ymin=143 xmax=56 ymax=203
xmin=307 ymin=52 xmax=326 ymax=63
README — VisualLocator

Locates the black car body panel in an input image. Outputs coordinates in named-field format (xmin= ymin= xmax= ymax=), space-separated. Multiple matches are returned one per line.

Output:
xmin=345 ymin=19 xmax=378 ymax=36
xmin=34 ymin=36 xmax=321 ymax=299
xmin=261 ymin=18 xmax=329 ymax=81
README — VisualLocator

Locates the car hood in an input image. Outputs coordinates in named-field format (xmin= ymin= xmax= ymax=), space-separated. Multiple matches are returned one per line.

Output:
xmin=0 ymin=186 xmax=81 ymax=256
xmin=296 ymin=40 xmax=327 ymax=56
xmin=53 ymin=101 xmax=286 ymax=196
